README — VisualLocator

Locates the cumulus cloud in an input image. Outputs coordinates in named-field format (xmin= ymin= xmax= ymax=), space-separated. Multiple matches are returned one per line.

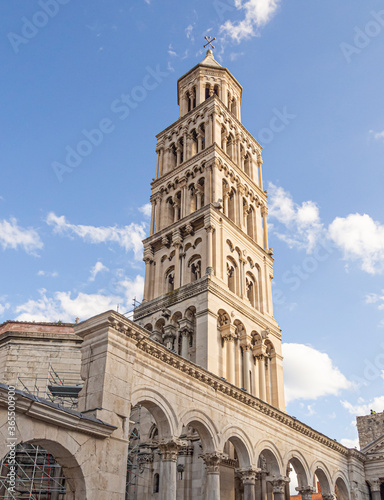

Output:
xmin=267 ymin=182 xmax=324 ymax=253
xmin=46 ymin=212 xmax=145 ymax=260
xmin=220 ymin=0 xmax=280 ymax=43
xmin=328 ymin=213 xmax=384 ymax=274
xmin=139 ymin=203 xmax=152 ymax=217
xmin=0 ymin=217 xmax=43 ymax=254
xmin=369 ymin=129 xmax=384 ymax=141
xmin=89 ymin=261 xmax=109 ymax=282
xmin=15 ymin=275 xmax=144 ymax=323
xmin=283 ymin=343 xmax=351 ymax=404
xmin=341 ymin=395 xmax=384 ymax=417
xmin=0 ymin=301 xmax=10 ymax=316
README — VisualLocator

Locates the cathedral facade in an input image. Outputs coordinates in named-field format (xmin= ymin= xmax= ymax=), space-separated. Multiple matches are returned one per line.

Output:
xmin=0 ymin=49 xmax=382 ymax=500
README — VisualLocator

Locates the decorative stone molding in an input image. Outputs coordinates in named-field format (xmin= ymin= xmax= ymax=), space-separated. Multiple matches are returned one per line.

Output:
xmin=236 ymin=467 xmax=261 ymax=484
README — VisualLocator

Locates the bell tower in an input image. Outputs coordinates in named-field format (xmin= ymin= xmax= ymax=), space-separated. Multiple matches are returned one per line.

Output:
xmin=134 ymin=44 xmax=285 ymax=411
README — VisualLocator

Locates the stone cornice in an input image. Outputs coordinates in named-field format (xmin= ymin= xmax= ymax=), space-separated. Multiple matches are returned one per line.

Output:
xmin=90 ymin=311 xmax=365 ymax=462
xmin=0 ymin=386 xmax=116 ymax=438
xmin=0 ymin=330 xmax=82 ymax=346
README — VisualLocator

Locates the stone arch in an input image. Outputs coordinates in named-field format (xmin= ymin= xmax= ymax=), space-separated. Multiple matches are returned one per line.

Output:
xmin=178 ymin=409 xmax=219 ymax=452
xmin=130 ymin=387 xmax=178 ymax=440
xmin=220 ymin=425 xmax=253 ymax=468
xmin=334 ymin=474 xmax=350 ymax=500
xmin=217 ymin=308 xmax=231 ymax=326
xmin=255 ymin=441 xmax=283 ymax=475
xmin=311 ymin=461 xmax=332 ymax=494
xmin=0 ymin=437 xmax=87 ymax=499
xmin=284 ymin=450 xmax=311 ymax=488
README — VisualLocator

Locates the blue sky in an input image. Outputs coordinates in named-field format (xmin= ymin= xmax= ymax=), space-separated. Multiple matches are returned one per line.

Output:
xmin=1 ymin=0 xmax=384 ymax=448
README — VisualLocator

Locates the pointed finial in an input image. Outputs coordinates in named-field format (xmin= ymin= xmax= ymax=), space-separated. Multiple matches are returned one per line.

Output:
xmin=204 ymin=35 xmax=216 ymax=52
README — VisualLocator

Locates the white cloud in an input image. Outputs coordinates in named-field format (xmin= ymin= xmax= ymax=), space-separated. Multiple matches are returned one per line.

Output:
xmin=283 ymin=343 xmax=352 ymax=404
xmin=185 ymin=24 xmax=194 ymax=40
xmin=220 ymin=0 xmax=280 ymax=43
xmin=14 ymin=274 xmax=144 ymax=323
xmin=139 ymin=203 xmax=152 ymax=217
xmin=267 ymin=182 xmax=324 ymax=253
xmin=46 ymin=212 xmax=145 ymax=260
xmin=365 ymin=291 xmax=384 ymax=309
xmin=328 ymin=213 xmax=384 ymax=274
xmin=369 ymin=129 xmax=384 ymax=141
xmin=340 ymin=437 xmax=359 ymax=449
xmin=89 ymin=261 xmax=109 ymax=282
xmin=230 ymin=52 xmax=244 ymax=61
xmin=0 ymin=217 xmax=43 ymax=254
xmin=341 ymin=395 xmax=384 ymax=417
xmin=0 ymin=301 xmax=10 ymax=316
xmin=37 ymin=270 xmax=58 ymax=278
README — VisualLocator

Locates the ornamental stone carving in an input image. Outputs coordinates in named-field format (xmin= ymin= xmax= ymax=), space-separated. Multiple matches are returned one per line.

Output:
xmin=200 ymin=452 xmax=226 ymax=473
xmin=158 ymin=439 xmax=186 ymax=461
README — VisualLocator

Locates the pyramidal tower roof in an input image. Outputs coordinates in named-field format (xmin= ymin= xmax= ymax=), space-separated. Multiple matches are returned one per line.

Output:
xmin=199 ymin=48 xmax=223 ymax=68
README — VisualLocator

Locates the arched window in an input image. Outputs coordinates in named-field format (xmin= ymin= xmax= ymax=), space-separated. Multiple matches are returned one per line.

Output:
xmin=153 ymin=473 xmax=160 ymax=493
xmin=246 ymin=206 xmax=255 ymax=239
xmin=191 ymin=260 xmax=201 ymax=281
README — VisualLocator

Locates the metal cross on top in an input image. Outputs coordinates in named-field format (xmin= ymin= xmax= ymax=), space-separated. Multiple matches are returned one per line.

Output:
xmin=204 ymin=35 xmax=216 ymax=51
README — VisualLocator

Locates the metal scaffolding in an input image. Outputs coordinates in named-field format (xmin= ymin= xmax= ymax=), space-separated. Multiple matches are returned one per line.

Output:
xmin=17 ymin=364 xmax=83 ymax=410
xmin=0 ymin=443 xmax=66 ymax=499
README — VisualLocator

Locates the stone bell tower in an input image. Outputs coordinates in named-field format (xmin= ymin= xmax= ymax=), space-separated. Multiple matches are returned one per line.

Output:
xmin=134 ymin=44 xmax=285 ymax=411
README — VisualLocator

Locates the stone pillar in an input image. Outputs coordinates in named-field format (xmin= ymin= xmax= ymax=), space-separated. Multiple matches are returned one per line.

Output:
xmin=239 ymin=258 xmax=246 ymax=298
xmin=272 ymin=477 xmax=289 ymax=500
xmin=173 ymin=236 xmax=182 ymax=289
xmin=262 ymin=206 xmax=269 ymax=251
xmin=180 ymin=182 xmax=187 ymax=219
xmin=258 ymin=160 xmax=263 ymax=190
xmin=143 ymin=258 xmax=152 ymax=302
xmin=155 ymin=197 xmax=162 ymax=232
xmin=183 ymin=130 xmax=188 ymax=162
xmin=261 ymin=471 xmax=267 ymax=500
xmin=155 ymin=149 xmax=160 ymax=178
xmin=150 ymin=200 xmax=155 ymax=236
xmin=200 ymin=452 xmax=223 ymax=500
xmin=296 ymin=486 xmax=315 ymax=500
xmin=180 ymin=327 xmax=191 ymax=359
xmin=176 ymin=146 xmax=182 ymax=166
xmin=206 ymin=164 xmax=212 ymax=204
xmin=205 ymin=224 xmax=214 ymax=275
xmin=158 ymin=440 xmax=184 ymax=500
xmin=241 ymin=340 xmax=252 ymax=392
xmin=258 ymin=355 xmax=266 ymax=401
xmin=368 ymin=480 xmax=382 ymax=500
xmin=238 ymin=184 xmax=244 ymax=227
xmin=237 ymin=469 xmax=259 ymax=500
xmin=221 ymin=324 xmax=237 ymax=384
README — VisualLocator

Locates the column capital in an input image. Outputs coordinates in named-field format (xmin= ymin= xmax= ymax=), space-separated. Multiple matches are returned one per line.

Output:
xmin=200 ymin=452 xmax=226 ymax=473
xmin=369 ymin=479 xmax=382 ymax=492
xmin=220 ymin=323 xmax=237 ymax=342
xmin=236 ymin=467 xmax=261 ymax=484
xmin=322 ymin=495 xmax=336 ymax=500
xmin=296 ymin=485 xmax=316 ymax=500
xmin=158 ymin=439 xmax=187 ymax=461
xmin=261 ymin=205 xmax=268 ymax=216
xmin=271 ymin=476 xmax=290 ymax=493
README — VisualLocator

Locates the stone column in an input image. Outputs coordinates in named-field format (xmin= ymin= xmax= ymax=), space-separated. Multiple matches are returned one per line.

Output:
xmin=176 ymin=146 xmax=182 ymax=166
xmin=205 ymin=164 xmax=212 ymax=204
xmin=155 ymin=149 xmax=160 ymax=178
xmin=163 ymin=325 xmax=176 ymax=350
xmin=173 ymin=232 xmax=182 ymax=289
xmin=239 ymin=258 xmax=246 ymax=299
xmin=183 ymin=130 xmax=188 ymax=162
xmin=322 ymin=495 xmax=336 ymax=500
xmin=155 ymin=197 xmax=162 ymax=232
xmin=296 ymin=486 xmax=315 ymax=500
xmin=180 ymin=327 xmax=190 ymax=359
xmin=237 ymin=468 xmax=260 ymax=500
xmin=258 ymin=160 xmax=263 ymax=190
xmin=158 ymin=440 xmax=184 ymax=500
xmin=200 ymin=452 xmax=223 ymax=500
xmin=241 ymin=340 xmax=252 ymax=392
xmin=238 ymin=184 xmax=244 ymax=227
xmin=261 ymin=206 xmax=269 ymax=251
xmin=143 ymin=247 xmax=153 ymax=302
xmin=221 ymin=324 xmax=237 ymax=384
xmin=261 ymin=471 xmax=267 ymax=500
xmin=150 ymin=200 xmax=155 ymax=236
xmin=272 ymin=477 xmax=289 ymax=500
xmin=258 ymin=355 xmax=266 ymax=401
xmin=205 ymin=224 xmax=214 ymax=275
xmin=368 ymin=480 xmax=382 ymax=500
